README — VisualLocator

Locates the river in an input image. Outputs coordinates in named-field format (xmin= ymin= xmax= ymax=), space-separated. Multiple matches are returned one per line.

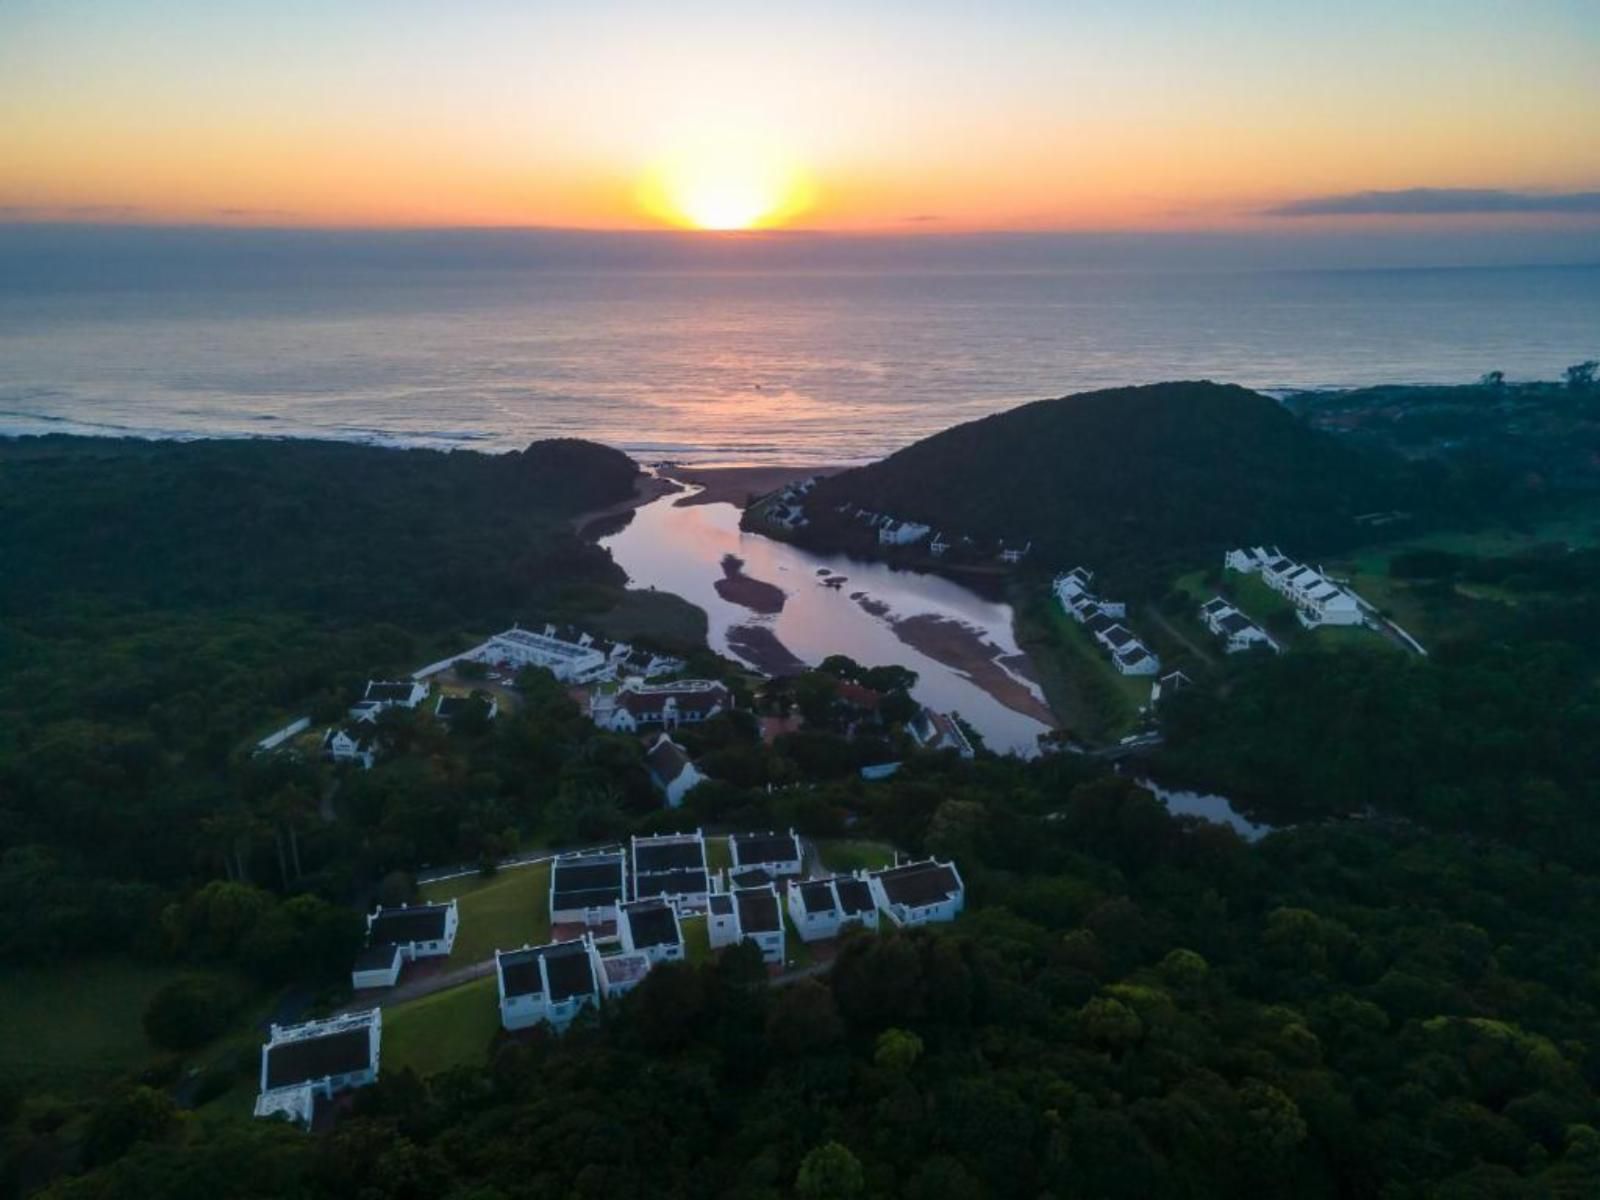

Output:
xmin=601 ymin=484 xmax=1053 ymax=755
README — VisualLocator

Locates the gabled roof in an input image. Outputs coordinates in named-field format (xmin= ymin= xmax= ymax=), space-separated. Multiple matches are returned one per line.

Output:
xmin=621 ymin=901 xmax=680 ymax=948
xmin=645 ymin=737 xmax=694 ymax=785
xmin=551 ymin=854 xmax=625 ymax=912
xmin=632 ymin=868 xmax=710 ymax=900
xmin=1101 ymin=624 xmax=1137 ymax=649
xmin=708 ymin=893 xmax=734 ymax=916
xmin=542 ymin=941 xmax=598 ymax=1002
xmin=354 ymin=943 xmax=403 ymax=972
xmin=874 ymin=860 xmax=961 ymax=908
xmin=796 ymin=880 xmax=839 ymax=915
xmin=364 ymin=681 xmax=417 ymax=703
xmin=497 ymin=948 xmax=546 ymax=999
xmin=634 ymin=837 xmax=705 ymax=873
xmin=1219 ymin=611 xmax=1255 ymax=635
xmin=264 ymin=1027 xmax=372 ymax=1090
xmin=368 ymin=904 xmax=451 ymax=946
xmin=731 ymin=831 xmax=802 ymax=869
xmin=735 ymin=888 xmax=782 ymax=934
xmin=834 ymin=877 xmax=876 ymax=915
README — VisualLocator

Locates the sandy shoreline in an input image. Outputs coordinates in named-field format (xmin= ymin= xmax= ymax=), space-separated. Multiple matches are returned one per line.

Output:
xmin=889 ymin=613 xmax=1057 ymax=727
xmin=715 ymin=554 xmax=787 ymax=615
xmin=573 ymin=472 xmax=678 ymax=536
xmin=727 ymin=624 xmax=808 ymax=676
xmin=668 ymin=464 xmax=845 ymax=508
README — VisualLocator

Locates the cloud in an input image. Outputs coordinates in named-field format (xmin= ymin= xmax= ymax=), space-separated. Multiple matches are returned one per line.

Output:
xmin=0 ymin=203 xmax=145 ymax=219
xmin=1264 ymin=188 xmax=1600 ymax=217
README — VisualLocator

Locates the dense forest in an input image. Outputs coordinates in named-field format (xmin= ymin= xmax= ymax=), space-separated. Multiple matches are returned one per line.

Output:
xmin=793 ymin=382 xmax=1492 ymax=593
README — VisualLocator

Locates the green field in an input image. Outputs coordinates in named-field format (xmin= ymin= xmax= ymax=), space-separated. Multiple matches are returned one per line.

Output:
xmin=705 ymin=836 xmax=733 ymax=873
xmin=422 ymin=862 xmax=551 ymax=964
xmin=814 ymin=838 xmax=896 ymax=874
xmin=0 ymin=958 xmax=214 ymax=1092
xmin=681 ymin=915 xmax=712 ymax=965
xmin=384 ymin=974 xmax=501 ymax=1078
xmin=591 ymin=587 xmax=710 ymax=649
xmin=1011 ymin=589 xmax=1146 ymax=743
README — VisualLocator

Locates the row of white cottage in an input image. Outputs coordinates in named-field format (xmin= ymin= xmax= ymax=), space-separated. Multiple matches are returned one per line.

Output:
xmin=1052 ymin=567 xmax=1161 ymax=676
xmin=1224 ymin=547 xmax=1366 ymax=629
xmin=261 ymin=849 xmax=963 ymax=1126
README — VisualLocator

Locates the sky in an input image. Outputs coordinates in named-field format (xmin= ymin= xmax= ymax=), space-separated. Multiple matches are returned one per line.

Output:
xmin=2 ymin=0 xmax=1598 ymax=235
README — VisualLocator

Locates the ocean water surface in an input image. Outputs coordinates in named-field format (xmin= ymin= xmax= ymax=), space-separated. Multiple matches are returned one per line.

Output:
xmin=2 ymin=230 xmax=1597 ymax=464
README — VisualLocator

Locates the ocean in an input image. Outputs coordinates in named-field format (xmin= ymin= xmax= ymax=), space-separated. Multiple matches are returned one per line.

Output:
xmin=3 ymin=229 xmax=1597 ymax=465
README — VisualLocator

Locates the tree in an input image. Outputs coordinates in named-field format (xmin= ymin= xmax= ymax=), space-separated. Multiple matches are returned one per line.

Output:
xmin=873 ymin=1027 xmax=924 ymax=1072
xmin=1478 ymin=370 xmax=1505 ymax=389
xmin=143 ymin=975 xmax=239 ymax=1051
xmin=765 ymin=978 xmax=842 ymax=1056
xmin=1564 ymin=360 xmax=1597 ymax=390
xmin=795 ymin=1141 xmax=865 ymax=1200
xmin=82 ymin=1086 xmax=180 ymax=1167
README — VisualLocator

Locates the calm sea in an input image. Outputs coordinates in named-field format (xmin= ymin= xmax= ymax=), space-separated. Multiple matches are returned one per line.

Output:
xmin=2 ymin=230 xmax=1596 ymax=465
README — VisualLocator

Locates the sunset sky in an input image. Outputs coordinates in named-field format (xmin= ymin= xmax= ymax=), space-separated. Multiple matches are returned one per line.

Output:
xmin=3 ymin=0 xmax=1598 ymax=233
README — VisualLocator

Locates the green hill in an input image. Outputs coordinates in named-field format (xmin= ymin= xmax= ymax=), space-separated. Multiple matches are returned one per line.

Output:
xmin=797 ymin=381 xmax=1452 ymax=592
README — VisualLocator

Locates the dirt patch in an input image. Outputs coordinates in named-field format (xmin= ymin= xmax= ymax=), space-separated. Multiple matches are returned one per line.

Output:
xmin=852 ymin=592 xmax=891 ymax=618
xmin=668 ymin=464 xmax=844 ymax=508
xmin=889 ymin=613 xmax=1057 ymax=726
xmin=715 ymin=554 xmax=787 ymax=614
xmin=727 ymin=625 xmax=808 ymax=676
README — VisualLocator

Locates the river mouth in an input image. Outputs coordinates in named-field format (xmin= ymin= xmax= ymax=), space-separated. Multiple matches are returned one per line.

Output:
xmin=600 ymin=482 xmax=1054 ymax=756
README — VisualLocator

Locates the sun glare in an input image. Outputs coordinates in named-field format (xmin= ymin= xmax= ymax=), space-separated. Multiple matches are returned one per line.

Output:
xmin=639 ymin=143 xmax=815 ymax=231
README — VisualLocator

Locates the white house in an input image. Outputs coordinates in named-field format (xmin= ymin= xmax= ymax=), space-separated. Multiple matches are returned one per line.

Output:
xmin=495 ymin=936 xmax=601 ymax=1032
xmin=644 ymin=735 xmax=706 ymax=808
xmin=867 ymin=859 xmax=965 ymax=927
xmin=351 ymin=899 xmax=459 ymax=988
xmin=548 ymin=850 xmax=627 ymax=928
xmin=1227 ymin=547 xmax=1365 ymax=628
xmin=476 ymin=626 xmax=611 ymax=683
xmin=254 ymin=1009 xmax=381 ymax=1126
xmin=707 ymin=883 xmax=786 ymax=963
xmin=435 ymin=693 xmax=498 ymax=724
xmin=1149 ymin=669 xmax=1192 ymax=709
xmin=998 ymin=540 xmax=1031 ymax=564
xmin=631 ymin=830 xmax=711 ymax=910
xmin=928 ymin=533 xmax=950 ymax=557
xmin=730 ymin=829 xmax=804 ymax=879
xmin=596 ymin=950 xmax=653 ymax=1000
xmin=350 ymin=679 xmax=428 ymax=722
xmin=323 ymin=725 xmax=378 ymax=769
xmin=591 ymin=679 xmax=731 ymax=733
xmin=618 ymin=898 xmax=684 ymax=963
xmin=1113 ymin=643 xmax=1161 ymax=676
xmin=908 ymin=709 xmax=976 ymax=758
xmin=1200 ymin=597 xmax=1279 ymax=654
xmin=786 ymin=875 xmax=880 ymax=943
xmin=878 ymin=519 xmax=932 ymax=546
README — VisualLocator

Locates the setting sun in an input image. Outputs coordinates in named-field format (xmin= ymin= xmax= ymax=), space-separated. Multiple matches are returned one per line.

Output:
xmin=638 ymin=143 xmax=816 ymax=231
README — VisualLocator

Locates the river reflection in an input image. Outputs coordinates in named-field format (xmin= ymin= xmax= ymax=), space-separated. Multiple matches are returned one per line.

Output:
xmin=601 ymin=485 xmax=1052 ymax=755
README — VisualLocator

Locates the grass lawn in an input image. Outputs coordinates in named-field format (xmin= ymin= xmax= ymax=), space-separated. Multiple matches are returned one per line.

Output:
xmin=815 ymin=838 xmax=897 ymax=874
xmin=1011 ymin=588 xmax=1144 ymax=742
xmin=0 ymin=958 xmax=216 ymax=1093
xmin=384 ymin=975 xmax=500 ymax=1078
xmin=782 ymin=914 xmax=813 ymax=969
xmin=422 ymin=862 xmax=551 ymax=964
xmin=592 ymin=587 xmax=709 ymax=649
xmin=680 ymin=915 xmax=712 ymax=965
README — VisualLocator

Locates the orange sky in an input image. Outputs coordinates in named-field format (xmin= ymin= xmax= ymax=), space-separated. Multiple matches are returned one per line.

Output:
xmin=2 ymin=1 xmax=1597 ymax=232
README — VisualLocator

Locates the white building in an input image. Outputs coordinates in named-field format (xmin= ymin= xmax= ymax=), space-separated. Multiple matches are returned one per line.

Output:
xmin=730 ymin=829 xmax=804 ymax=880
xmin=323 ymin=725 xmax=378 ymax=770
xmin=548 ymin=849 xmax=628 ymax=928
xmin=254 ymin=1009 xmax=381 ymax=1126
xmin=878 ymin=519 xmax=932 ymax=546
xmin=476 ymin=626 xmax=612 ymax=683
xmin=908 ymin=709 xmax=976 ymax=758
xmin=1113 ymin=644 xmax=1162 ymax=676
xmin=786 ymin=875 xmax=880 ymax=943
xmin=631 ymin=830 xmax=711 ymax=910
xmin=1200 ymin=597 xmax=1280 ymax=654
xmin=591 ymin=679 xmax=731 ymax=733
xmin=351 ymin=900 xmax=459 ymax=989
xmin=1226 ymin=546 xmax=1365 ymax=628
xmin=596 ymin=951 xmax=653 ymax=1000
xmin=1149 ymin=669 xmax=1192 ymax=709
xmin=707 ymin=883 xmax=786 ymax=963
xmin=495 ymin=936 xmax=602 ymax=1032
xmin=618 ymin=899 xmax=685 ymax=964
xmin=998 ymin=540 xmax=1032 ymax=564
xmin=644 ymin=735 xmax=706 ymax=808
xmin=867 ymin=859 xmax=966 ymax=927
xmin=350 ymin=680 xmax=428 ymax=722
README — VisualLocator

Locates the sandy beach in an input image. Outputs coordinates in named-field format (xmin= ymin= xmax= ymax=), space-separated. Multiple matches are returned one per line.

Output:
xmin=667 ymin=464 xmax=844 ymax=508
xmin=715 ymin=554 xmax=787 ymax=614
xmin=573 ymin=471 xmax=678 ymax=537
xmin=727 ymin=624 xmax=808 ymax=676
xmin=889 ymin=613 xmax=1057 ymax=726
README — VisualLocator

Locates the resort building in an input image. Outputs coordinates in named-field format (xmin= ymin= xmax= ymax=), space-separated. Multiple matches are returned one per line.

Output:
xmin=786 ymin=875 xmax=879 ymax=943
xmin=866 ymin=859 xmax=966 ymax=927
xmin=590 ymin=679 xmax=732 ymax=733
xmin=475 ymin=626 xmax=612 ymax=683
xmin=1200 ymin=597 xmax=1279 ymax=654
xmin=707 ymin=883 xmax=786 ymax=964
xmin=595 ymin=950 xmax=653 ymax=999
xmin=435 ymin=693 xmax=498 ymax=724
xmin=1225 ymin=547 xmax=1366 ymax=628
xmin=618 ymin=898 xmax=685 ymax=964
xmin=323 ymin=725 xmax=378 ymax=770
xmin=351 ymin=900 xmax=459 ymax=989
xmin=495 ymin=936 xmax=602 ymax=1032
xmin=645 ymin=734 xmax=706 ymax=808
xmin=908 ymin=708 xmax=976 ymax=758
xmin=730 ymin=829 xmax=804 ymax=880
xmin=548 ymin=849 xmax=628 ymax=928
xmin=1148 ymin=669 xmax=1192 ymax=709
xmin=877 ymin=518 xmax=932 ymax=546
xmin=631 ymin=830 xmax=711 ymax=910
xmin=254 ymin=1009 xmax=381 ymax=1126
xmin=350 ymin=680 xmax=428 ymax=722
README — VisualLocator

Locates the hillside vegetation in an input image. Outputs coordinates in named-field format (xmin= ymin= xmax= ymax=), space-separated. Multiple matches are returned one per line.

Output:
xmin=799 ymin=382 xmax=1466 ymax=592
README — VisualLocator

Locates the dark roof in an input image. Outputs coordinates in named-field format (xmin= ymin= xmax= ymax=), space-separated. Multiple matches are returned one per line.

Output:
xmin=365 ymin=682 xmax=415 ymax=703
xmin=1219 ymin=611 xmax=1255 ymax=635
xmin=645 ymin=738 xmax=692 ymax=784
xmin=731 ymin=831 xmax=801 ymax=869
xmin=876 ymin=861 xmax=961 ymax=909
xmin=798 ymin=880 xmax=838 ymax=915
xmin=435 ymin=694 xmax=487 ymax=719
xmin=264 ymin=1027 xmax=373 ymax=1089
xmin=551 ymin=856 xmax=625 ymax=911
xmin=353 ymin=944 xmax=402 ymax=972
xmin=541 ymin=941 xmax=598 ymax=1002
xmin=735 ymin=888 xmax=781 ymax=934
xmin=730 ymin=867 xmax=774 ymax=889
xmin=1201 ymin=597 xmax=1231 ymax=614
xmin=1102 ymin=625 xmax=1136 ymax=648
xmin=368 ymin=905 xmax=450 ymax=946
xmin=1087 ymin=614 xmax=1116 ymax=635
xmin=499 ymin=948 xmax=545 ymax=999
xmin=622 ymin=901 xmax=680 ymax=948
xmin=634 ymin=838 xmax=705 ymax=873
xmin=835 ymin=877 xmax=876 ymax=915
xmin=633 ymin=868 xmax=709 ymax=900
xmin=709 ymin=893 xmax=734 ymax=915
